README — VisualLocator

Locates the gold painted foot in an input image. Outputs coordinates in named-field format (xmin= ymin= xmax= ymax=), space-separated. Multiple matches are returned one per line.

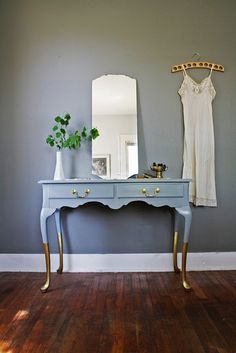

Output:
xmin=41 ymin=243 xmax=51 ymax=293
xmin=57 ymin=232 xmax=63 ymax=274
xmin=173 ymin=231 xmax=180 ymax=273
xmin=182 ymin=278 xmax=191 ymax=291
xmin=182 ymin=242 xmax=191 ymax=291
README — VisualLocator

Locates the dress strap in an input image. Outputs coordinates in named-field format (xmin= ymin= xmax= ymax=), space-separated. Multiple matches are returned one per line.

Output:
xmin=182 ymin=65 xmax=187 ymax=76
xmin=209 ymin=65 xmax=214 ymax=77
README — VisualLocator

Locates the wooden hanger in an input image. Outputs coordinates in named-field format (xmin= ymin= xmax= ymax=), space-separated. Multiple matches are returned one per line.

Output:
xmin=171 ymin=53 xmax=224 ymax=73
xmin=171 ymin=61 xmax=224 ymax=73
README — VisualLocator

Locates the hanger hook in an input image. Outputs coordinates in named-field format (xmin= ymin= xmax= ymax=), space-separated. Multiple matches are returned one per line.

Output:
xmin=192 ymin=52 xmax=201 ymax=61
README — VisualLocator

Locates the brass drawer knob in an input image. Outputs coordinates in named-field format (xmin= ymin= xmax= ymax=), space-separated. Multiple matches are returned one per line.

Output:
xmin=142 ymin=187 xmax=160 ymax=197
xmin=84 ymin=188 xmax=91 ymax=197
xmin=72 ymin=189 xmax=78 ymax=197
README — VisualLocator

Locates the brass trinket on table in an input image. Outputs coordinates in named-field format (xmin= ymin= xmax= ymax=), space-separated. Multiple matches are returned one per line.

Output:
xmin=150 ymin=163 xmax=168 ymax=178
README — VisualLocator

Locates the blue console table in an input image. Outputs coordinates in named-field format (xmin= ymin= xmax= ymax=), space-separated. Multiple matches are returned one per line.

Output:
xmin=39 ymin=178 xmax=192 ymax=292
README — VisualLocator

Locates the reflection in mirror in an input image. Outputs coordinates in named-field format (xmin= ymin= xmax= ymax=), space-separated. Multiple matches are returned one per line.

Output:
xmin=92 ymin=75 xmax=138 ymax=179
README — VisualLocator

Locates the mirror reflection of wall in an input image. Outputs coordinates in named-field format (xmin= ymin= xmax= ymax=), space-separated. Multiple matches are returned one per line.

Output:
xmin=92 ymin=74 xmax=138 ymax=179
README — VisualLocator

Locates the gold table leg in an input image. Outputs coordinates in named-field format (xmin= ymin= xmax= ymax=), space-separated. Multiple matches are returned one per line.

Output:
xmin=182 ymin=242 xmax=191 ymax=290
xmin=173 ymin=231 xmax=180 ymax=273
xmin=57 ymin=232 xmax=63 ymax=274
xmin=41 ymin=243 xmax=51 ymax=293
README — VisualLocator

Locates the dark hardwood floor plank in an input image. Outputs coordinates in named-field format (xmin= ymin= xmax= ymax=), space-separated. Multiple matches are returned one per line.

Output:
xmin=0 ymin=271 xmax=235 ymax=353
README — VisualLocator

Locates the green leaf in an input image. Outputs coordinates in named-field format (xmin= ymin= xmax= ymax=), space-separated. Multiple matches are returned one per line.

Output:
xmin=62 ymin=140 xmax=68 ymax=148
xmin=64 ymin=113 xmax=71 ymax=121
xmin=81 ymin=127 xmax=87 ymax=140
xmin=65 ymin=132 xmax=81 ymax=149
xmin=60 ymin=128 xmax=66 ymax=135
xmin=56 ymin=132 xmax=61 ymax=138
xmin=54 ymin=116 xmax=61 ymax=123
xmin=52 ymin=125 xmax=58 ymax=131
xmin=60 ymin=119 xmax=65 ymax=125
xmin=77 ymin=135 xmax=81 ymax=148
xmin=90 ymin=127 xmax=99 ymax=140
xmin=50 ymin=141 xmax=54 ymax=147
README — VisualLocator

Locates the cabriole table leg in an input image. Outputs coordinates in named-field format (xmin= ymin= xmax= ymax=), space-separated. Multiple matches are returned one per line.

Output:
xmin=57 ymin=232 xmax=63 ymax=274
xmin=55 ymin=209 xmax=63 ymax=274
xmin=40 ymin=207 xmax=55 ymax=293
xmin=41 ymin=243 xmax=51 ymax=293
xmin=182 ymin=242 xmax=191 ymax=290
xmin=175 ymin=205 xmax=192 ymax=290
xmin=173 ymin=231 xmax=180 ymax=273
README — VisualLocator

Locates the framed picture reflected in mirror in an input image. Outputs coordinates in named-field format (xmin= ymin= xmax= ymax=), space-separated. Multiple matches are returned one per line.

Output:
xmin=92 ymin=154 xmax=111 ymax=178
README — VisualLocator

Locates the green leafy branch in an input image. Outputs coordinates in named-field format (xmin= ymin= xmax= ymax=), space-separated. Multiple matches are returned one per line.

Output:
xmin=46 ymin=114 xmax=99 ymax=150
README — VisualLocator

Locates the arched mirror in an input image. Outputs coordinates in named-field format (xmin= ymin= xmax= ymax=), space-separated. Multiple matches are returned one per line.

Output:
xmin=92 ymin=74 xmax=138 ymax=179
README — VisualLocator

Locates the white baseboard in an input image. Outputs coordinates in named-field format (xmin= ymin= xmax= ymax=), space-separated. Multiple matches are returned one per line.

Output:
xmin=0 ymin=252 xmax=235 ymax=272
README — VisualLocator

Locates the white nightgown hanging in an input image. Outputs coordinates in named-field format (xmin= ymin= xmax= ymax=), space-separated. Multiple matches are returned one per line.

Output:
xmin=178 ymin=67 xmax=217 ymax=207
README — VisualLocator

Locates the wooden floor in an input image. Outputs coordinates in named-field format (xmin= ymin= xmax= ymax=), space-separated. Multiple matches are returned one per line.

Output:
xmin=0 ymin=271 xmax=235 ymax=353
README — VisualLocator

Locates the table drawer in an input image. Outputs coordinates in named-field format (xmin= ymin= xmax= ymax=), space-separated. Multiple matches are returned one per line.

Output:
xmin=117 ymin=183 xmax=184 ymax=198
xmin=48 ymin=184 xmax=114 ymax=199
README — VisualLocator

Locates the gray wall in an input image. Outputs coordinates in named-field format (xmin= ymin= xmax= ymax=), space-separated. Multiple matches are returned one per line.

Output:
xmin=0 ymin=0 xmax=235 ymax=254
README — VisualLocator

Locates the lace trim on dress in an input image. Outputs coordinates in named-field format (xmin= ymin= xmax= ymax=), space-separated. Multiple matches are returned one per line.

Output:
xmin=178 ymin=74 xmax=216 ymax=99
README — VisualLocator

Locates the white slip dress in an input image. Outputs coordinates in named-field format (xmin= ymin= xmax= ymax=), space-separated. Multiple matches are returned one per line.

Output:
xmin=178 ymin=67 xmax=217 ymax=207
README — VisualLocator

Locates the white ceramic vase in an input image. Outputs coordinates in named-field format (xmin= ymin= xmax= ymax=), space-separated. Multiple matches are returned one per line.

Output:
xmin=54 ymin=150 xmax=65 ymax=180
